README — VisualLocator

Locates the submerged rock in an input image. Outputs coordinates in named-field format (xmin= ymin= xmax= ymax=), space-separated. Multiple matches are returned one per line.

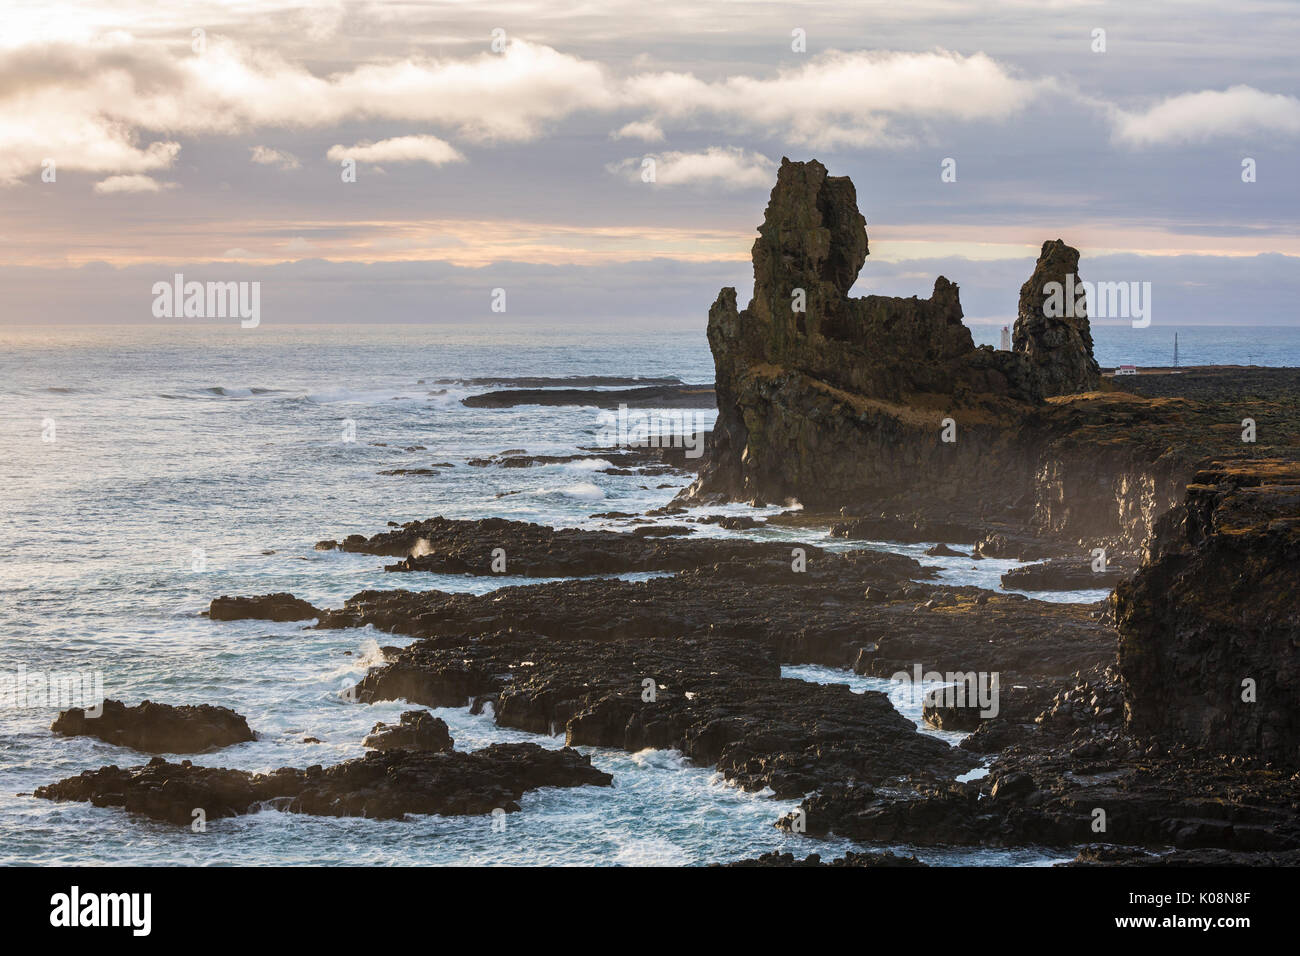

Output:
xmin=51 ymin=699 xmax=255 ymax=754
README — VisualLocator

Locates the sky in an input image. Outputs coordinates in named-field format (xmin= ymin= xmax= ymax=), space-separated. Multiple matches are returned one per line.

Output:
xmin=2 ymin=0 xmax=1297 ymax=326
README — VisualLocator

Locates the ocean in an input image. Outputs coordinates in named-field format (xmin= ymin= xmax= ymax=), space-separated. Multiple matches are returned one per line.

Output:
xmin=2 ymin=321 xmax=1296 ymax=866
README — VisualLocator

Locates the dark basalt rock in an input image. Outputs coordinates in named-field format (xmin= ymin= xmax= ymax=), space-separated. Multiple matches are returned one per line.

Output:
xmin=831 ymin=515 xmax=985 ymax=545
xmin=207 ymin=592 xmax=322 ymax=621
xmin=314 ymin=515 xmax=817 ymax=577
xmin=682 ymin=157 xmax=1074 ymax=514
xmin=462 ymin=384 xmax=714 ymax=408
xmin=349 ymin=632 xmax=974 ymax=796
xmin=363 ymin=710 xmax=454 ymax=752
xmin=1001 ymin=556 xmax=1134 ymax=591
xmin=467 ymin=443 xmax=703 ymax=473
xmin=308 ymin=551 xmax=1110 ymax=686
xmin=924 ymin=543 xmax=965 ymax=557
xmin=971 ymin=531 xmax=1070 ymax=561
xmin=1117 ymin=461 xmax=1300 ymax=765
xmin=781 ymin=668 xmax=1300 ymax=858
xmin=678 ymin=158 xmax=1293 ymax=554
xmin=51 ymin=699 xmax=255 ymax=754
xmin=34 ymin=744 xmax=611 ymax=825
xmin=696 ymin=514 xmax=763 ymax=529
xmin=1014 ymin=239 xmax=1102 ymax=397
xmin=1066 ymin=845 xmax=1300 ymax=866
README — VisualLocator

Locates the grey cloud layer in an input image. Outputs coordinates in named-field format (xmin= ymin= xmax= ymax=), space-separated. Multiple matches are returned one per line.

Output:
xmin=9 ymin=252 xmax=1297 ymax=326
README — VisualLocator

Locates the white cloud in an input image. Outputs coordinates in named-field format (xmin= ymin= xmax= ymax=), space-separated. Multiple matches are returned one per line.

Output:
xmin=250 ymin=145 xmax=300 ymax=169
xmin=612 ymin=120 xmax=664 ymax=142
xmin=92 ymin=174 xmax=174 ymax=193
xmin=609 ymin=147 xmax=775 ymax=189
xmin=0 ymin=35 xmax=609 ymax=184
xmin=1113 ymin=85 xmax=1300 ymax=146
xmin=326 ymin=135 xmax=464 ymax=166
xmin=620 ymin=49 xmax=1047 ymax=148
xmin=285 ymin=236 xmax=313 ymax=252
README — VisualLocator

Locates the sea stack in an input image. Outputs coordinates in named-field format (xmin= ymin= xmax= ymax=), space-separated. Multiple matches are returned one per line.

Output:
xmin=685 ymin=157 xmax=1101 ymax=520
xmin=1015 ymin=239 xmax=1102 ymax=396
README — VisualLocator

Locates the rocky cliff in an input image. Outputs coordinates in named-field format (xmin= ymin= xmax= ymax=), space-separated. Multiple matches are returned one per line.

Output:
xmin=687 ymin=158 xmax=1099 ymax=519
xmin=683 ymin=158 xmax=1278 ymax=555
xmin=1116 ymin=461 xmax=1300 ymax=765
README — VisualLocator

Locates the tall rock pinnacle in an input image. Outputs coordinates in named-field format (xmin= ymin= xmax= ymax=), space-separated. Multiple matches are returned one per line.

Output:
xmin=1014 ymin=239 xmax=1102 ymax=396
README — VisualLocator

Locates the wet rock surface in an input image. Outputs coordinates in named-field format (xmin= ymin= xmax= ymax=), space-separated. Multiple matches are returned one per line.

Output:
xmin=1001 ymin=556 xmax=1134 ymax=591
xmin=783 ymin=668 xmax=1300 ymax=860
xmin=35 ymin=744 xmax=612 ymax=825
xmin=51 ymin=699 xmax=256 ymax=754
xmin=463 ymin=384 xmax=714 ymax=408
xmin=315 ymin=515 xmax=834 ymax=577
xmin=349 ymin=630 xmax=972 ymax=796
xmin=309 ymin=538 xmax=1108 ymax=685
xmin=363 ymin=710 xmax=455 ymax=753
xmin=208 ymin=592 xmax=322 ymax=621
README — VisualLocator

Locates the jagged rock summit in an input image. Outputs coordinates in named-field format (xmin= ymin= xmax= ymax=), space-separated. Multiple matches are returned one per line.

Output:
xmin=1017 ymin=239 xmax=1102 ymax=397
xmin=685 ymin=157 xmax=1101 ymax=514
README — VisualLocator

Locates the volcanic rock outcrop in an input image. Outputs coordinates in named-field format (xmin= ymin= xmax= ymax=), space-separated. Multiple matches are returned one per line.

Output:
xmin=51 ymin=699 xmax=256 ymax=754
xmin=363 ymin=710 xmax=455 ymax=753
xmin=1116 ymin=461 xmax=1300 ymax=764
xmin=686 ymin=158 xmax=1096 ymax=512
xmin=681 ymin=159 xmax=1297 ymax=559
xmin=208 ymin=593 xmax=322 ymax=622
xmin=36 ymin=744 xmax=611 ymax=825
xmin=1016 ymin=239 xmax=1102 ymax=396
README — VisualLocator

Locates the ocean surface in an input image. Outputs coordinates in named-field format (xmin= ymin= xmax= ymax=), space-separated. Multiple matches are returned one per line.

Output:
xmin=2 ymin=321 xmax=1296 ymax=867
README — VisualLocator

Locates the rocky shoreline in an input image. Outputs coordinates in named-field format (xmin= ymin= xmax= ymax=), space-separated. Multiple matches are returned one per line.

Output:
xmin=34 ymin=159 xmax=1299 ymax=867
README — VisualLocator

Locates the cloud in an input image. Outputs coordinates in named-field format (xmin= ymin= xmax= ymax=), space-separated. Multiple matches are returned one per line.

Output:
xmin=249 ymin=145 xmax=300 ymax=169
xmin=608 ymin=147 xmax=776 ymax=189
xmin=326 ymin=135 xmax=464 ymax=166
xmin=612 ymin=120 xmax=664 ymax=142
xmin=92 ymin=173 xmax=174 ymax=193
xmin=621 ymin=49 xmax=1048 ymax=148
xmin=285 ymin=236 xmax=313 ymax=252
xmin=1113 ymin=85 xmax=1300 ymax=146
xmin=0 ymin=34 xmax=609 ymax=184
